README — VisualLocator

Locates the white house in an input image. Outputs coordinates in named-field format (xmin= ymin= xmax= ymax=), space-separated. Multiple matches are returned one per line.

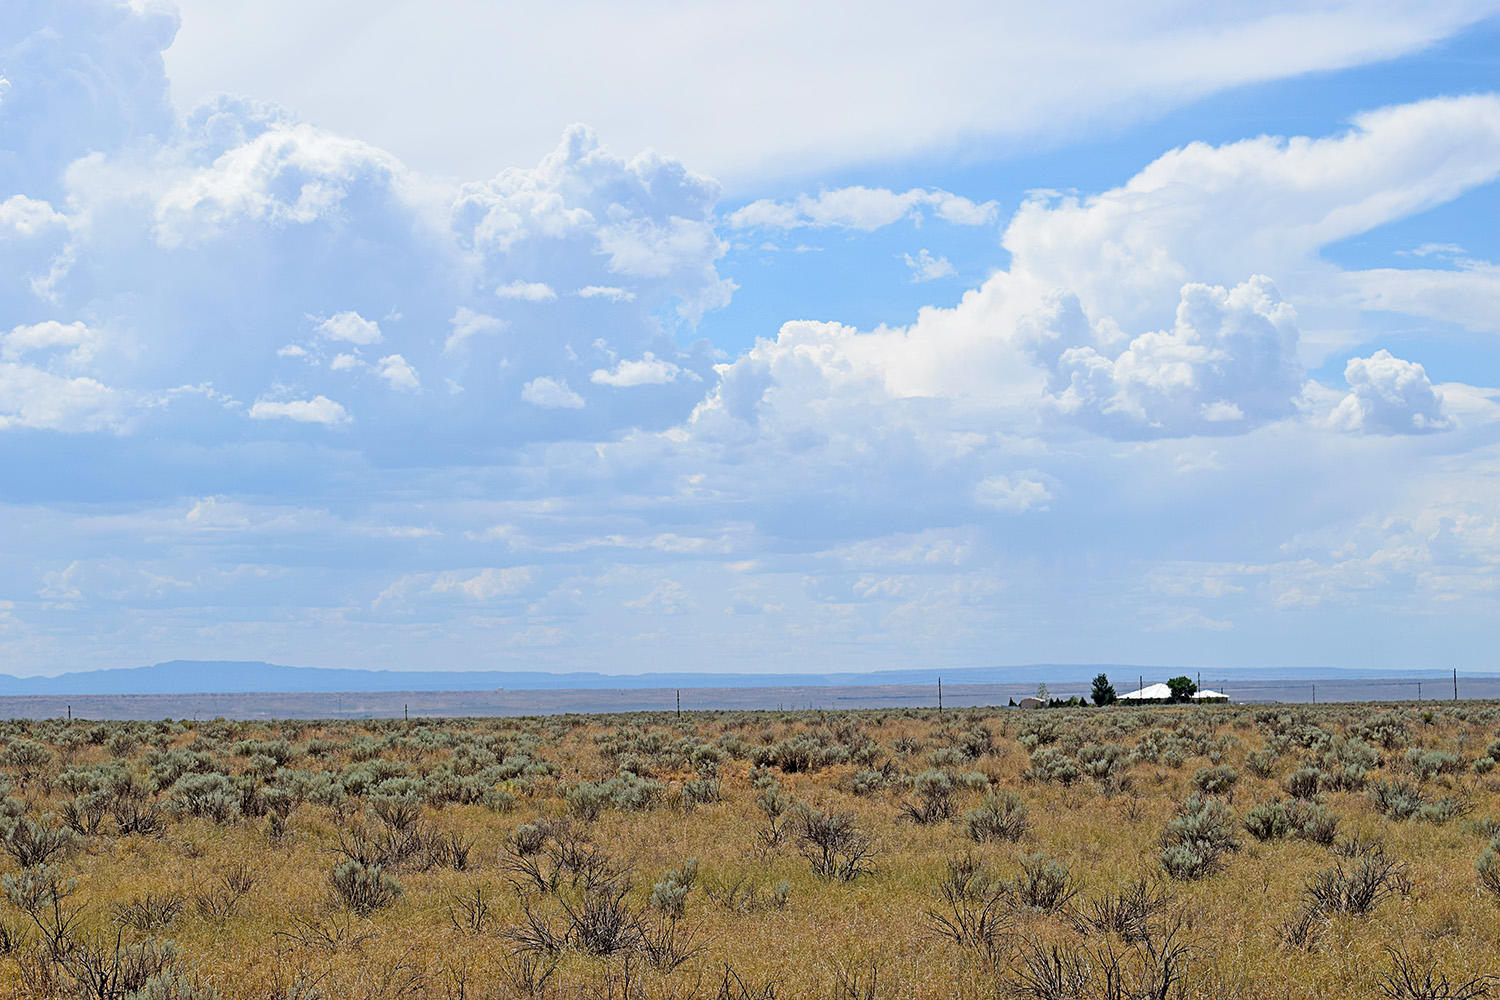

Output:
xmin=1119 ymin=682 xmax=1173 ymax=701
xmin=1118 ymin=682 xmax=1229 ymax=703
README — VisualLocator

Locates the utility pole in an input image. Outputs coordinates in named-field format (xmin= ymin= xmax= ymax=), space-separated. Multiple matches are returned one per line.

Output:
xmin=676 ymin=689 xmax=681 ymax=720
xmin=1311 ymin=682 xmax=1316 ymax=704
xmin=1417 ymin=681 xmax=1422 ymax=702
xmin=404 ymin=703 xmax=409 ymax=724
xmin=937 ymin=677 xmax=943 ymax=713
xmin=66 ymin=705 xmax=70 ymax=722
xmin=1454 ymin=668 xmax=1459 ymax=702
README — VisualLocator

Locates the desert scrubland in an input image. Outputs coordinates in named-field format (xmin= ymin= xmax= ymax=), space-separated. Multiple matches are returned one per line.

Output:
xmin=0 ymin=702 xmax=1494 ymax=998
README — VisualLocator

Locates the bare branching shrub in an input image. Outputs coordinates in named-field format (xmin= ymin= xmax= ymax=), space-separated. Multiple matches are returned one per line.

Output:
xmin=1071 ymin=877 xmax=1173 ymax=944
xmin=112 ymin=891 xmax=185 ymax=932
xmin=273 ymin=912 xmax=376 ymax=954
xmin=966 ymin=791 xmax=1028 ymax=843
xmin=900 ymin=769 xmax=956 ymax=824
xmin=505 ymin=895 xmax=569 ymax=957
xmin=1005 ymin=919 xmax=1194 ymax=1000
xmin=499 ymin=950 xmax=560 ymax=998
xmin=193 ymin=864 xmax=256 ymax=922
xmin=448 ymin=886 xmax=492 ymax=935
xmin=329 ymin=859 xmax=401 ymax=915
xmin=59 ymin=931 xmax=177 ymax=1000
xmin=714 ymin=963 xmax=782 ymax=1000
xmin=703 ymin=875 xmax=790 ymax=914
xmin=62 ymin=791 xmax=111 ymax=836
xmin=926 ymin=854 xmax=1011 ymax=956
xmin=796 ymin=806 xmax=875 ymax=882
xmin=1303 ymin=846 xmax=1409 ymax=917
xmin=1378 ymin=948 xmax=1495 ymax=1000
xmin=561 ymin=880 xmax=639 ymax=956
xmin=1003 ymin=852 xmax=1078 ymax=913
xmin=828 ymin=959 xmax=881 ymax=1000
xmin=1277 ymin=905 xmax=1326 ymax=952
xmin=636 ymin=912 xmax=703 ymax=972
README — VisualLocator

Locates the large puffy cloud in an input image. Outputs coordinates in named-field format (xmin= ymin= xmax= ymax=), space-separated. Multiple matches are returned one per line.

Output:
xmin=1002 ymin=94 xmax=1500 ymax=344
xmin=1330 ymin=350 xmax=1452 ymax=435
xmin=0 ymin=0 xmax=178 ymax=200
xmin=3 ymin=1 xmax=1500 ymax=674
xmin=1041 ymin=277 xmax=1303 ymax=437
xmin=1 ymin=19 xmax=729 ymax=454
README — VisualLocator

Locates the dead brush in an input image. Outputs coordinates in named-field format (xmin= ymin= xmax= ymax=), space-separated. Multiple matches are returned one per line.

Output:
xmin=636 ymin=912 xmax=703 ymax=972
xmin=714 ymin=963 xmax=782 ymax=1000
xmin=499 ymin=950 xmax=560 ymax=998
xmin=447 ymin=885 xmax=493 ymax=935
xmin=58 ymin=929 xmax=177 ymax=1000
xmin=926 ymin=854 xmax=1012 ymax=957
xmin=828 ymin=959 xmax=881 ymax=1000
xmin=1070 ymin=877 xmax=1173 ymax=943
xmin=1004 ymin=918 xmax=1194 ymax=1000
xmin=504 ymin=895 xmax=570 ymax=957
xmin=703 ymin=875 xmax=791 ymax=914
xmin=1277 ymin=906 xmax=1327 ymax=951
xmin=273 ymin=911 xmax=377 ymax=954
xmin=110 ymin=890 xmax=185 ymax=932
xmin=1303 ymin=846 xmax=1410 ymax=917
xmin=796 ymin=806 xmax=876 ymax=882
xmin=1003 ymin=852 xmax=1079 ymax=913
xmin=561 ymin=879 xmax=641 ymax=956
xmin=193 ymin=863 xmax=257 ymax=921
xmin=1377 ymin=947 xmax=1496 ymax=1000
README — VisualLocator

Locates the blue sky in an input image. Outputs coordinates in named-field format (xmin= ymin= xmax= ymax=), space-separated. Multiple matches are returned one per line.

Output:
xmin=3 ymin=1 xmax=1500 ymax=675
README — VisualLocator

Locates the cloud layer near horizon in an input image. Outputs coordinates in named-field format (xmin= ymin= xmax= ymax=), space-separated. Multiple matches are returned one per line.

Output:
xmin=2 ymin=1 xmax=1500 ymax=674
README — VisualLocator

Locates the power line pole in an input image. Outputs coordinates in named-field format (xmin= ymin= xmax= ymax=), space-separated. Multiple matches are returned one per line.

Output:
xmin=937 ymin=677 xmax=943 ymax=713
xmin=676 ymin=689 xmax=681 ymax=720
xmin=1454 ymin=668 xmax=1459 ymax=702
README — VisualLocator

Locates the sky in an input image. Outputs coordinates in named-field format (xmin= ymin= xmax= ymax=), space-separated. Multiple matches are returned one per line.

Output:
xmin=2 ymin=1 xmax=1500 ymax=676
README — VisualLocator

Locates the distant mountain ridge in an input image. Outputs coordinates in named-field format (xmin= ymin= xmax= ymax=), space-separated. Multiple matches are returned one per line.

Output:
xmin=0 ymin=660 xmax=1484 ymax=696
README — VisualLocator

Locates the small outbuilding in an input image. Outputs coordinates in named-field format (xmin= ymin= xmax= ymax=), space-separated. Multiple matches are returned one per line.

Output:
xmin=1192 ymin=688 xmax=1229 ymax=703
xmin=1017 ymin=696 xmax=1044 ymax=709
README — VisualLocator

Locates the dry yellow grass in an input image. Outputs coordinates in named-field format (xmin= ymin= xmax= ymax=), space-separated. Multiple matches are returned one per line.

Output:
xmin=0 ymin=702 xmax=1493 ymax=999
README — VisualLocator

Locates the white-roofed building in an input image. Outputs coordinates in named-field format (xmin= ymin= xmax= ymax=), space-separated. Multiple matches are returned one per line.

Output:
xmin=1120 ymin=682 xmax=1172 ymax=701
xmin=1193 ymin=688 xmax=1229 ymax=702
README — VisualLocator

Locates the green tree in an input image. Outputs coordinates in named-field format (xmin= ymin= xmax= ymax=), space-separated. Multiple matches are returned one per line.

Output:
xmin=1166 ymin=676 xmax=1197 ymax=703
xmin=1035 ymin=683 xmax=1050 ymax=704
xmin=1090 ymin=673 xmax=1117 ymax=706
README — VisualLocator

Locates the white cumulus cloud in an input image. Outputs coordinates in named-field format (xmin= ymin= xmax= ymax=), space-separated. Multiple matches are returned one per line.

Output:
xmin=1330 ymin=349 xmax=1452 ymax=435
xmin=247 ymin=395 xmax=350 ymax=425
xmin=729 ymin=186 xmax=997 ymax=231
xmin=315 ymin=310 xmax=383 ymax=345
xmin=590 ymin=353 xmax=693 ymax=387
xmin=521 ymin=376 xmax=584 ymax=409
xmin=495 ymin=280 xmax=557 ymax=302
